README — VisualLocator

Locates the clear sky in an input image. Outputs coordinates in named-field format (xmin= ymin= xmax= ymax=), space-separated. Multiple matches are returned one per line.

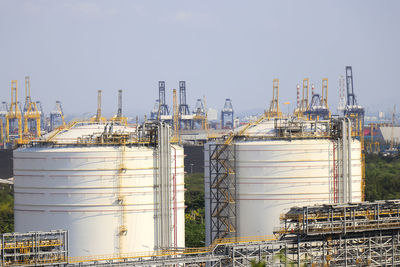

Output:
xmin=1 ymin=0 xmax=399 ymax=118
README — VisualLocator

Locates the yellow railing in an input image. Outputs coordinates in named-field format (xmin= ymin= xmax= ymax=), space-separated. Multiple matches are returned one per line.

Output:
xmin=1 ymin=240 xmax=63 ymax=250
xmin=68 ymin=235 xmax=277 ymax=263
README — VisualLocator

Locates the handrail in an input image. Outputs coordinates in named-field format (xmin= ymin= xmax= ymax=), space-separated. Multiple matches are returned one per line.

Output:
xmin=68 ymin=235 xmax=277 ymax=263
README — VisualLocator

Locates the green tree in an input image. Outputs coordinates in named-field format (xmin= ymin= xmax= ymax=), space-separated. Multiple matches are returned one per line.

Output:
xmin=0 ymin=186 xmax=14 ymax=233
xmin=185 ymin=173 xmax=205 ymax=247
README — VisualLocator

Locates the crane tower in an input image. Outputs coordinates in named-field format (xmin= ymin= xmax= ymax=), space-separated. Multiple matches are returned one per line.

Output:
xmin=178 ymin=81 xmax=192 ymax=129
xmin=221 ymin=98 xmax=234 ymax=129
xmin=6 ymin=80 xmax=22 ymax=143
xmin=50 ymin=101 xmax=66 ymax=131
xmin=344 ymin=66 xmax=364 ymax=135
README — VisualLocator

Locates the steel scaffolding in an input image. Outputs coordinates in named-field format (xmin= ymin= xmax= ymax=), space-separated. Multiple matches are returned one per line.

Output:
xmin=209 ymin=143 xmax=237 ymax=242
xmin=1 ymin=230 xmax=68 ymax=266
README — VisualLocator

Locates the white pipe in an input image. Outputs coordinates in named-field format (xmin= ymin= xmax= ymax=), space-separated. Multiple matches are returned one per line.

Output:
xmin=342 ymin=119 xmax=347 ymax=202
xmin=347 ymin=117 xmax=352 ymax=202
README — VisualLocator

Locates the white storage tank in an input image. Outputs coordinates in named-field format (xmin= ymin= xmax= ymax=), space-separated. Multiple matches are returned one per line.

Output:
xmin=14 ymin=122 xmax=185 ymax=257
xmin=205 ymin=118 xmax=363 ymax=245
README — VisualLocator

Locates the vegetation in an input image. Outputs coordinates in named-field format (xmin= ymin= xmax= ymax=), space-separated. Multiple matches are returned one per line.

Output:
xmin=250 ymin=259 xmax=266 ymax=267
xmin=184 ymin=172 xmax=205 ymax=247
xmin=365 ymin=154 xmax=400 ymax=201
xmin=0 ymin=185 xmax=13 ymax=233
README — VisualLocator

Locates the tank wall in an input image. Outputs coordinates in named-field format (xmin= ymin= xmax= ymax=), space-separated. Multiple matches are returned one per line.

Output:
xmin=14 ymin=145 xmax=185 ymax=257
xmin=235 ymin=139 xmax=362 ymax=237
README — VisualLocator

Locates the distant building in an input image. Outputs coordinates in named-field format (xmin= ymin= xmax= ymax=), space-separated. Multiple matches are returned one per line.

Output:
xmin=377 ymin=126 xmax=400 ymax=145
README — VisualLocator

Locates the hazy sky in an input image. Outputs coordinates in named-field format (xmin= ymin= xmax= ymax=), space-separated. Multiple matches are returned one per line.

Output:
xmin=1 ymin=0 xmax=399 ymax=118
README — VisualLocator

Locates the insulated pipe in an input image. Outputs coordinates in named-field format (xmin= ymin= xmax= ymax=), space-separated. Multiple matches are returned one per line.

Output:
xmin=171 ymin=145 xmax=177 ymax=250
xmin=337 ymin=130 xmax=342 ymax=203
xmin=347 ymin=117 xmax=352 ymax=202
xmin=342 ymin=119 xmax=348 ymax=203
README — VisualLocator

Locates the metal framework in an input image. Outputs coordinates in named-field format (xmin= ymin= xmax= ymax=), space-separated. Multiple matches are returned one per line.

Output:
xmin=209 ymin=143 xmax=237 ymax=242
xmin=158 ymin=81 xmax=170 ymax=116
xmin=8 ymin=201 xmax=400 ymax=266
xmin=344 ymin=66 xmax=364 ymax=135
xmin=150 ymin=99 xmax=159 ymax=120
xmin=266 ymin=78 xmax=282 ymax=118
xmin=5 ymin=80 xmax=22 ymax=144
xmin=277 ymin=200 xmax=400 ymax=266
xmin=305 ymin=78 xmax=330 ymax=120
xmin=23 ymin=76 xmax=41 ymax=137
xmin=338 ymin=75 xmax=346 ymax=114
xmin=35 ymin=101 xmax=46 ymax=132
xmin=179 ymin=81 xmax=193 ymax=129
xmin=61 ymin=200 xmax=400 ymax=266
xmin=91 ymin=90 xmax=106 ymax=122
xmin=299 ymin=78 xmax=309 ymax=114
xmin=110 ymin=90 xmax=127 ymax=125
xmin=193 ymin=98 xmax=208 ymax=130
xmin=1 ymin=230 xmax=68 ymax=266
xmin=0 ymin=101 xmax=9 ymax=145
xmin=178 ymin=81 xmax=190 ymax=116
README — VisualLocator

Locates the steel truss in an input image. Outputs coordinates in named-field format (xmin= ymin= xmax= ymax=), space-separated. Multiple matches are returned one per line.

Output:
xmin=288 ymin=231 xmax=400 ymax=266
xmin=209 ymin=143 xmax=237 ymax=242
xmin=1 ymin=230 xmax=68 ymax=266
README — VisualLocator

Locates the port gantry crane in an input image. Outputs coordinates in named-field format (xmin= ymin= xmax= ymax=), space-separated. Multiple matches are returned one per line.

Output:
xmin=22 ymin=76 xmax=41 ymax=138
xmin=5 ymin=80 xmax=22 ymax=143
xmin=50 ymin=101 xmax=66 ymax=131
xmin=192 ymin=97 xmax=208 ymax=130
xmin=91 ymin=90 xmax=107 ymax=123
xmin=150 ymin=99 xmax=160 ymax=120
xmin=36 ymin=101 xmax=46 ymax=132
xmin=293 ymin=78 xmax=310 ymax=118
xmin=110 ymin=90 xmax=127 ymax=125
xmin=150 ymin=81 xmax=171 ymax=123
xmin=157 ymin=81 xmax=170 ymax=120
xmin=265 ymin=78 xmax=282 ymax=118
xmin=221 ymin=98 xmax=234 ymax=129
xmin=305 ymin=78 xmax=330 ymax=120
xmin=344 ymin=66 xmax=364 ymax=135
xmin=0 ymin=102 xmax=9 ymax=145
xmin=178 ymin=81 xmax=193 ymax=129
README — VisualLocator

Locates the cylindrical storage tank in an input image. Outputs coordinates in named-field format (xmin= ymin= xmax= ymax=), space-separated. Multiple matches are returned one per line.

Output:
xmin=205 ymin=119 xmax=362 ymax=245
xmin=14 ymin=123 xmax=185 ymax=257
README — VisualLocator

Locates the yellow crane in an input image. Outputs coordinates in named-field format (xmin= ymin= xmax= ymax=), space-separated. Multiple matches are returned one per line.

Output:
xmin=321 ymin=78 xmax=329 ymax=110
xmin=300 ymin=78 xmax=309 ymax=113
xmin=0 ymin=120 xmax=3 ymax=145
xmin=5 ymin=80 xmax=22 ymax=143
xmin=266 ymin=79 xmax=282 ymax=118
xmin=293 ymin=78 xmax=309 ymax=118
xmin=171 ymin=89 xmax=180 ymax=143
xmin=203 ymin=95 xmax=209 ymax=131
xmin=23 ymin=76 xmax=41 ymax=137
